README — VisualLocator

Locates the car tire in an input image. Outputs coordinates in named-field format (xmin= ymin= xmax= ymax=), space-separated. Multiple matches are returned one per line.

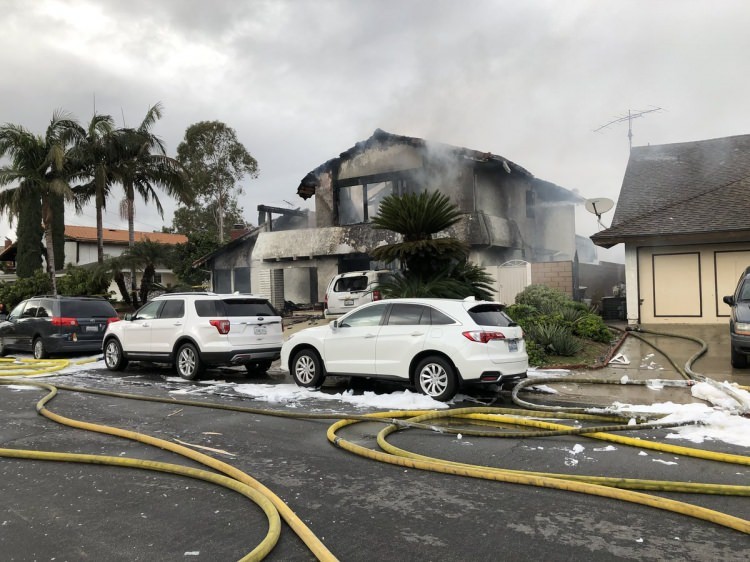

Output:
xmin=245 ymin=360 xmax=272 ymax=376
xmin=33 ymin=337 xmax=48 ymax=360
xmin=291 ymin=348 xmax=326 ymax=388
xmin=415 ymin=355 xmax=457 ymax=402
xmin=0 ymin=338 xmax=5 ymax=357
xmin=175 ymin=343 xmax=204 ymax=380
xmin=104 ymin=338 xmax=129 ymax=371
xmin=730 ymin=345 xmax=748 ymax=368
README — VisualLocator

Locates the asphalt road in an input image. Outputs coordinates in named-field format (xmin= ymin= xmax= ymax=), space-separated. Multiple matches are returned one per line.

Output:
xmin=1 ymin=363 xmax=748 ymax=561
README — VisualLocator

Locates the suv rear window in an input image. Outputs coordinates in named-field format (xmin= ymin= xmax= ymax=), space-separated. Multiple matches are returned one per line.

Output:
xmin=467 ymin=304 xmax=515 ymax=327
xmin=194 ymin=298 xmax=277 ymax=317
xmin=60 ymin=300 xmax=117 ymax=318
xmin=334 ymin=276 xmax=368 ymax=292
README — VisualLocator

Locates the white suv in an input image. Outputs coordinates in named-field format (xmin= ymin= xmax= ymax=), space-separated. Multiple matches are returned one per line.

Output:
xmin=103 ymin=292 xmax=283 ymax=379
xmin=324 ymin=270 xmax=393 ymax=317
xmin=281 ymin=297 xmax=528 ymax=401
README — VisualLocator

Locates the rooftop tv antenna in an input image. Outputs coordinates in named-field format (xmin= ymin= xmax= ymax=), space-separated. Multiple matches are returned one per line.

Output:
xmin=594 ymin=107 xmax=663 ymax=151
xmin=584 ymin=197 xmax=614 ymax=230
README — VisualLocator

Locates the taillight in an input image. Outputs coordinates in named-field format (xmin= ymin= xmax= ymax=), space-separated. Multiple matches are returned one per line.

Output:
xmin=107 ymin=317 xmax=120 ymax=325
xmin=210 ymin=319 xmax=231 ymax=334
xmin=372 ymin=289 xmax=382 ymax=301
xmin=462 ymin=330 xmax=506 ymax=343
xmin=51 ymin=317 xmax=77 ymax=327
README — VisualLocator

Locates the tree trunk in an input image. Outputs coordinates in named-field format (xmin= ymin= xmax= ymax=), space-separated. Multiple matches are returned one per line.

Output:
xmin=114 ymin=270 xmax=131 ymax=305
xmin=96 ymin=187 xmax=104 ymax=263
xmin=139 ymin=263 xmax=155 ymax=305
xmin=42 ymin=198 xmax=57 ymax=295
xmin=127 ymin=182 xmax=139 ymax=307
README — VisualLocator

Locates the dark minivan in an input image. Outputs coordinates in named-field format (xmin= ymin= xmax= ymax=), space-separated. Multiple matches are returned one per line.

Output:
xmin=0 ymin=295 xmax=119 ymax=359
xmin=723 ymin=266 xmax=750 ymax=368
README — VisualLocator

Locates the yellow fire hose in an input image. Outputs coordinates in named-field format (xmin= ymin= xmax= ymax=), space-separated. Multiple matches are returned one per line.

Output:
xmin=1 ymin=325 xmax=749 ymax=561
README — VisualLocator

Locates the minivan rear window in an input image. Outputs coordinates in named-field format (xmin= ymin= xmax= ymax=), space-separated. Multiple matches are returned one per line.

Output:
xmin=467 ymin=304 xmax=515 ymax=327
xmin=60 ymin=300 xmax=117 ymax=318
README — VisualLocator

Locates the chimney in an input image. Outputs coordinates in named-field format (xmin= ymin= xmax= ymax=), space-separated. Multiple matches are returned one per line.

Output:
xmin=4 ymin=238 xmax=11 ymax=249
xmin=230 ymin=224 xmax=249 ymax=240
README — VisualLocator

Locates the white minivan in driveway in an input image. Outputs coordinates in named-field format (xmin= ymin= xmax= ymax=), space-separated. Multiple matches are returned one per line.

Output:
xmin=324 ymin=270 xmax=393 ymax=317
xmin=281 ymin=297 xmax=528 ymax=401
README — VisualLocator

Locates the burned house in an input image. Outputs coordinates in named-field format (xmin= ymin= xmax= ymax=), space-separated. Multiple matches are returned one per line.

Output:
xmin=196 ymin=129 xmax=587 ymax=310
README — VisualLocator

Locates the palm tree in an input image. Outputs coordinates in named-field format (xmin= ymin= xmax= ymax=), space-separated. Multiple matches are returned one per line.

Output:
xmin=121 ymin=239 xmax=173 ymax=306
xmin=116 ymin=103 xmax=190 ymax=304
xmin=370 ymin=190 xmax=494 ymax=299
xmin=370 ymin=190 xmax=468 ymax=277
xmin=71 ymin=113 xmax=119 ymax=264
xmin=0 ymin=111 xmax=81 ymax=294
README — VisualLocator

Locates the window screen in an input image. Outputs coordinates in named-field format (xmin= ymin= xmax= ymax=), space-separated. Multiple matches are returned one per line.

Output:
xmin=234 ymin=267 xmax=251 ymax=293
xmin=214 ymin=269 xmax=231 ymax=293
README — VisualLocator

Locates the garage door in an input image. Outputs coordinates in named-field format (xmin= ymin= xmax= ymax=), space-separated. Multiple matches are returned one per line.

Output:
xmin=652 ymin=252 xmax=702 ymax=318
xmin=715 ymin=250 xmax=750 ymax=317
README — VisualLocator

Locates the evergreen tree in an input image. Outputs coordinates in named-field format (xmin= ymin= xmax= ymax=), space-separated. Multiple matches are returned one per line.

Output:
xmin=15 ymin=183 xmax=43 ymax=277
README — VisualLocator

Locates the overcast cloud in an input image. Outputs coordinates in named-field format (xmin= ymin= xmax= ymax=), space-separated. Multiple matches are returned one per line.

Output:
xmin=2 ymin=0 xmax=749 ymax=262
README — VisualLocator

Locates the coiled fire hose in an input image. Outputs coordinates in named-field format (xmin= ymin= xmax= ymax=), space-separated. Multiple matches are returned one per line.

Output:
xmin=0 ymin=324 xmax=749 ymax=561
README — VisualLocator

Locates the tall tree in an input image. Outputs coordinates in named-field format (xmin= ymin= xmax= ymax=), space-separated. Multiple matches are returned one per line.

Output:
xmin=71 ymin=113 xmax=118 ymax=264
xmin=116 ymin=103 xmax=190 ymax=305
xmin=0 ymin=111 xmax=80 ymax=294
xmin=170 ymin=198 xmax=245 ymax=240
xmin=176 ymin=121 xmax=258 ymax=243
xmin=14 ymin=183 xmax=43 ymax=277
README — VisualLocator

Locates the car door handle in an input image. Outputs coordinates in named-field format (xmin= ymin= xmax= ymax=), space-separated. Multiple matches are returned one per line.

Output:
xmin=364 ymin=333 xmax=376 ymax=338
xmin=142 ymin=322 xmax=150 ymax=327
xmin=410 ymin=331 xmax=424 ymax=336
xmin=173 ymin=322 xmax=183 ymax=326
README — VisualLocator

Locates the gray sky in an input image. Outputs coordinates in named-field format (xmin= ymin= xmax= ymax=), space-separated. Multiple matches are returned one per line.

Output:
xmin=2 ymin=0 xmax=749 ymax=262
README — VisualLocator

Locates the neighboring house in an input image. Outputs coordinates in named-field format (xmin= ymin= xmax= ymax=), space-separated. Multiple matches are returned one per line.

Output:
xmin=197 ymin=129 xmax=592 ymax=310
xmin=591 ymin=134 xmax=750 ymax=325
xmin=0 ymin=226 xmax=187 ymax=298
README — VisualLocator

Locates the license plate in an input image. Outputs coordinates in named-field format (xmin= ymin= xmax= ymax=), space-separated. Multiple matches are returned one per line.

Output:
xmin=508 ymin=339 xmax=518 ymax=352
xmin=254 ymin=326 xmax=267 ymax=335
xmin=85 ymin=325 xmax=99 ymax=333
xmin=344 ymin=299 xmax=354 ymax=306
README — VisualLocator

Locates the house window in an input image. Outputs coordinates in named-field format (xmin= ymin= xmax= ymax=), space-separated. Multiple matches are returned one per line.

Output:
xmin=153 ymin=273 xmax=162 ymax=284
xmin=339 ymin=185 xmax=365 ymax=225
xmin=214 ymin=269 xmax=231 ymax=293
xmin=526 ymin=190 xmax=536 ymax=218
xmin=234 ymin=267 xmax=250 ymax=293
xmin=338 ymin=178 xmax=405 ymax=225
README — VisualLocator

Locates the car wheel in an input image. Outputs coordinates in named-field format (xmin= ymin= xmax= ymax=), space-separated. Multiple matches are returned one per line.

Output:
xmin=33 ymin=337 xmax=48 ymax=360
xmin=291 ymin=348 xmax=326 ymax=388
xmin=104 ymin=338 xmax=129 ymax=371
xmin=245 ymin=360 xmax=272 ymax=376
xmin=731 ymin=346 xmax=748 ymax=368
xmin=175 ymin=343 xmax=204 ymax=380
xmin=415 ymin=356 xmax=457 ymax=401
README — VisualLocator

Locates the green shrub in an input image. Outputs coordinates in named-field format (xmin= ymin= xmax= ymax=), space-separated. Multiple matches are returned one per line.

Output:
xmin=514 ymin=284 xmax=569 ymax=310
xmin=57 ymin=264 xmax=113 ymax=298
xmin=572 ymin=313 xmax=614 ymax=343
xmin=526 ymin=323 xmax=582 ymax=357
xmin=524 ymin=339 xmax=547 ymax=367
xmin=0 ymin=270 xmax=52 ymax=309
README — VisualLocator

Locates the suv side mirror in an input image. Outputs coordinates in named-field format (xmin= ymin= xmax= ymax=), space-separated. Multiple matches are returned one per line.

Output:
xmin=330 ymin=319 xmax=338 ymax=329
xmin=723 ymin=295 xmax=735 ymax=306
xmin=124 ymin=313 xmax=133 ymax=321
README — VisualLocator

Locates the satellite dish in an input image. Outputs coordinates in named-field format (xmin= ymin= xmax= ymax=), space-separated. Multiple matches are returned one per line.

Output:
xmin=585 ymin=198 xmax=614 ymax=219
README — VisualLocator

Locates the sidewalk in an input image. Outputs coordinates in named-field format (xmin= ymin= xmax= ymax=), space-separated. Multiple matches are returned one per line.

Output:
xmin=534 ymin=323 xmax=750 ymax=408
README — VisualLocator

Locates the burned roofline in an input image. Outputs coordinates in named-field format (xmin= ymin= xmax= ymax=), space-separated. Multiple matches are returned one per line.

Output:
xmin=297 ymin=128 xmax=534 ymax=200
xmin=192 ymin=226 xmax=262 ymax=268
